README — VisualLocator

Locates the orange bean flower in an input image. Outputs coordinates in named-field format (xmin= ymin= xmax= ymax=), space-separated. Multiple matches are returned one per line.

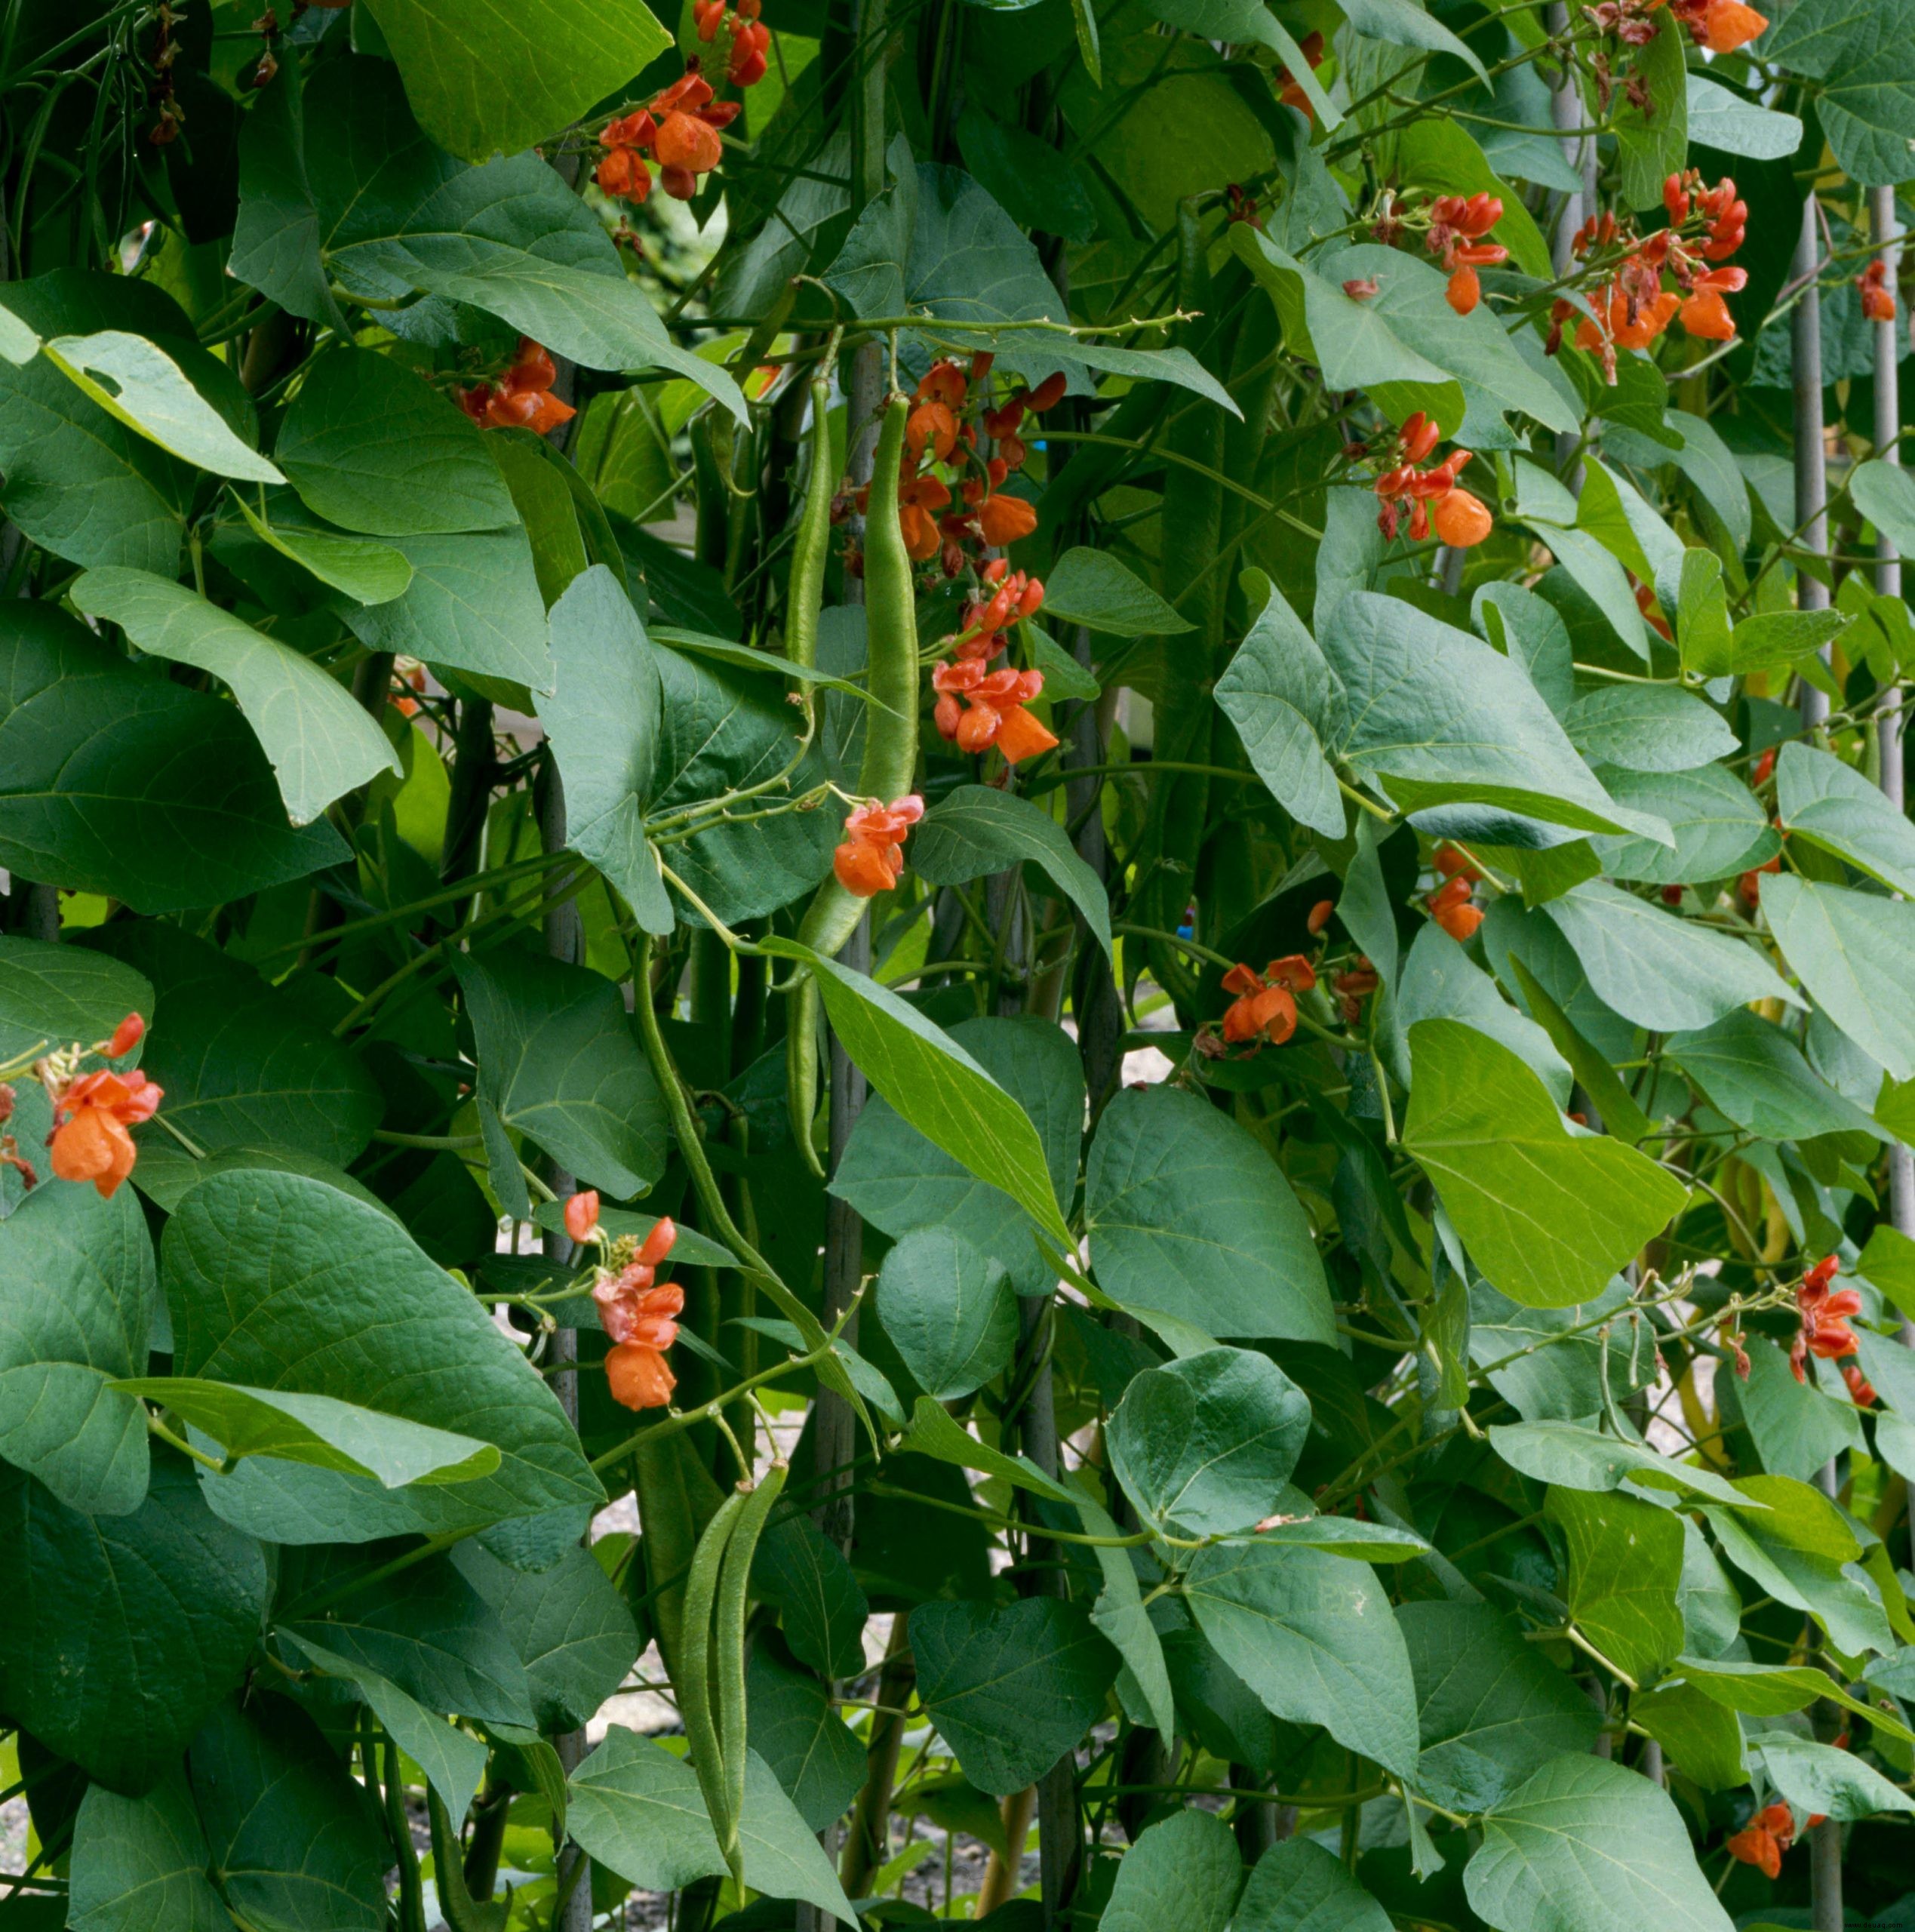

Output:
xmin=593 ymin=1218 xmax=684 ymax=1411
xmin=832 ymin=795 xmax=924 ymax=897
xmin=48 ymin=1069 xmax=163 ymax=1198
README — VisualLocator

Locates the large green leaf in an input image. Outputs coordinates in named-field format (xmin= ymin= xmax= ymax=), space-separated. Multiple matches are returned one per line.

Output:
xmin=1106 ymin=1346 xmax=1311 ymax=1537
xmin=453 ymin=1540 xmax=641 ymax=1734
xmin=911 ymin=1597 xmax=1120 ymax=1795
xmin=361 ymin=0 xmax=672 ymax=163
xmin=0 ymin=1182 xmax=153 ymax=1515
xmin=43 ymin=331 xmax=280 ymax=485
xmin=0 ymin=605 xmax=344 ymax=912
xmin=85 ymin=922 xmax=381 ymax=1169
xmin=1233 ymin=231 xmax=1465 ymax=432
xmin=1404 ymin=1020 xmax=1689 ymax=1308
xmin=1761 ymin=875 xmax=1915 ymax=1081
xmin=226 ymin=494 xmax=413 ymax=607
xmin=1664 ymin=1008 xmax=1887 ymax=1143
xmin=188 ymin=1696 xmax=387 ymax=1932
xmin=279 ymin=1550 xmax=536 ymax=1726
xmin=278 ymin=1628 xmax=490 ymax=1821
xmin=1775 ymin=740 xmax=1915 ymax=896
xmin=119 ymin=1379 xmax=499 ymax=1487
xmin=161 ymin=1171 xmax=602 ymax=1542
xmin=1588 ymin=764 xmax=1776 ymax=887
xmin=1041 ymin=547 xmax=1193 ymax=636
xmin=647 ymin=634 xmax=839 ymax=928
xmin=1548 ymin=1487 xmax=1685 ymax=1682
xmin=1466 ymin=1755 xmax=1732 ymax=1932
xmin=232 ymin=60 xmax=745 ymax=419
xmin=745 ymin=1642 xmax=867 ymax=1833
xmin=1766 ymin=0 xmax=1915 ymax=186
xmin=1757 ymin=1732 xmax=1915 ymax=1819
xmin=1233 ymin=1838 xmax=1392 ymax=1931
xmin=1306 ymin=243 xmax=1577 ymax=435
xmin=775 ymin=955 xmax=1074 ymax=1248
xmin=753 ymin=1511 xmax=871 ymax=1681
xmin=452 ymin=946 xmax=667 ymax=1208
xmin=274 ymin=349 xmax=518 ymax=537
xmin=341 ymin=524 xmax=555 ymax=689
xmin=822 ymin=158 xmax=1237 ymax=409
xmin=911 ymin=785 xmax=1113 ymax=958
xmin=1214 ymin=582 xmax=1347 ymax=838
xmin=1486 ymin=1420 xmax=1746 ymax=1506
xmin=0 ymin=933 xmax=150 ymax=1065
xmin=70 ymin=568 xmax=400 ymax=826
xmin=874 ymin=1226 xmax=1019 ymax=1401
xmin=1183 ymin=1540 xmax=1420 ymax=1779
xmin=1085 ymin=1083 xmax=1336 ymax=1343
xmin=66 ymin=1771 xmax=229 ymax=1932
xmin=1733 ymin=1336 xmax=1864 ymax=1482
xmin=1320 ymin=595 xmax=1670 ymax=841
xmin=541 ymin=566 xmax=669 ymax=930
xmin=1540 ymin=879 xmax=1797 ymax=1032
xmin=1564 ymin=687 xmax=1735 ymax=774
xmin=1103 ymin=1809 xmax=1242 ymax=1932
xmin=567 ymin=1729 xmax=857 ymax=1919
xmin=0 ymin=272 xmax=220 ymax=572
xmin=1400 ymin=1601 xmax=1602 ymax=1813
xmin=835 ymin=1014 xmax=1081 ymax=1296
xmin=0 ymin=1454 xmax=268 ymax=1794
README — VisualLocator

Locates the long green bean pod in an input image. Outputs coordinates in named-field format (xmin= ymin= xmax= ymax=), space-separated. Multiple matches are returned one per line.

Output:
xmin=678 ymin=1486 xmax=748 ymax=1861
xmin=711 ymin=1460 xmax=788 ymax=1878
xmin=786 ymin=389 xmax=923 ymax=1169
xmin=785 ymin=374 xmax=834 ymax=675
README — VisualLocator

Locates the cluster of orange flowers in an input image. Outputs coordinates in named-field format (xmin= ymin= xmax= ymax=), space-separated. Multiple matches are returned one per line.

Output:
xmin=1220 ymin=955 xmax=1315 ymax=1048
xmin=693 ymin=0 xmax=770 ymax=88
xmin=832 ymin=794 xmax=924 ymax=898
xmin=456 ymin=338 xmax=576 ymax=436
xmin=1 ymin=1012 xmax=159 ymax=1199
xmin=1425 ymin=192 xmax=1508 ymax=317
xmin=566 ymin=1192 xmax=684 ymax=1411
xmin=1789 ymin=1254 xmax=1874 ymax=1403
xmin=1727 ymin=1801 xmax=1822 ymax=1878
xmin=1210 ymin=901 xmax=1384 ymax=1055
xmin=1427 ymin=844 xmax=1484 ymax=941
xmin=1546 ymin=171 xmax=1747 ymax=377
xmin=926 ymin=556 xmax=1057 ymax=764
xmin=1858 ymin=259 xmax=1898 ymax=324
xmin=865 ymin=357 xmax=1062 ymax=574
xmin=595 ymin=66 xmax=748 ymax=210
xmin=1366 ymin=411 xmax=1492 ymax=548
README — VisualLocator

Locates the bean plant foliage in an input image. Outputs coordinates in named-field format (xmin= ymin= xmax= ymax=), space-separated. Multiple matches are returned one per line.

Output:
xmin=9 ymin=0 xmax=1915 ymax=1927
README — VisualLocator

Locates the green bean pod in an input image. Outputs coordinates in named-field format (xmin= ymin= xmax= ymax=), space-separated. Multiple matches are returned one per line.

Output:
xmin=678 ymin=1486 xmax=748 ymax=1860
xmin=786 ymin=392 xmax=922 ymax=1166
xmin=712 ymin=1460 xmax=788 ymax=1877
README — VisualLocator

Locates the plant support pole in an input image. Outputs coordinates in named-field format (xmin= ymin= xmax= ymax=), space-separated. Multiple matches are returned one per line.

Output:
xmin=537 ymin=757 xmax=592 ymax=1932
xmin=1794 ymin=194 xmax=1832 ymax=731
xmin=1870 ymin=186 xmax=1915 ymax=1283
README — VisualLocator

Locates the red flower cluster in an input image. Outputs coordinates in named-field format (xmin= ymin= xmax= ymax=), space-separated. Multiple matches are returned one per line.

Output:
xmin=456 ymin=339 xmax=575 ymax=435
xmin=694 ymin=0 xmax=770 ymax=88
xmin=1331 ymin=958 xmax=1380 ymax=1026
xmin=1661 ymin=0 xmax=1769 ymax=54
xmin=1549 ymin=174 xmax=1747 ymax=375
xmin=1858 ymin=259 xmax=1898 ymax=324
xmin=1371 ymin=412 xmax=1492 ymax=547
xmin=833 ymin=795 xmax=924 ymax=897
xmin=1790 ymin=1254 xmax=1862 ymax=1383
xmin=933 ymin=662 xmax=1057 ymax=762
xmin=595 ymin=70 xmax=744 ymax=208
xmin=865 ymin=358 xmax=1061 ymax=574
xmin=569 ymin=1195 xmax=685 ymax=1411
xmin=1727 ymin=1802 xmax=1821 ymax=1879
xmin=40 ymin=1011 xmax=160 ymax=1200
xmin=1426 ymin=844 xmax=1484 ymax=941
xmin=1221 ymin=955 xmax=1315 ymax=1048
xmin=1426 ymin=193 xmax=1508 ymax=317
